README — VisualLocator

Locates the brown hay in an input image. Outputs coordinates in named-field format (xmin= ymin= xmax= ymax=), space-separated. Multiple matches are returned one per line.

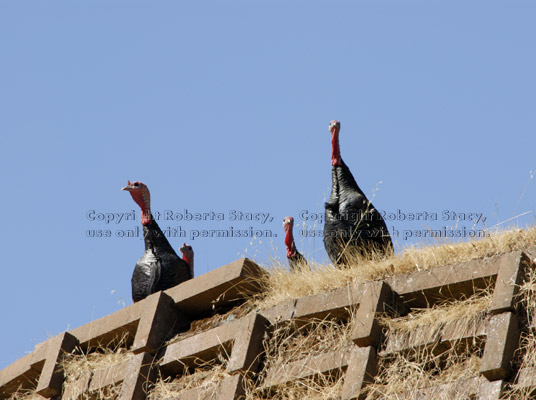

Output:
xmin=7 ymin=390 xmax=43 ymax=400
xmin=263 ymin=315 xmax=355 ymax=371
xmin=380 ymin=290 xmax=492 ymax=354
xmin=247 ymin=372 xmax=344 ymax=400
xmin=506 ymin=332 xmax=536 ymax=400
xmin=60 ymin=334 xmax=133 ymax=399
xmin=517 ymin=257 xmax=536 ymax=332
xmin=364 ymin=345 xmax=483 ymax=399
xmin=62 ymin=348 xmax=133 ymax=383
xmin=149 ymin=356 xmax=230 ymax=399
xmin=256 ymin=226 xmax=536 ymax=309
xmin=246 ymin=315 xmax=355 ymax=400
xmin=358 ymin=289 xmax=493 ymax=399
xmin=503 ymin=260 xmax=536 ymax=399
xmin=167 ymin=302 xmax=253 ymax=345
xmin=5 ymin=337 xmax=133 ymax=400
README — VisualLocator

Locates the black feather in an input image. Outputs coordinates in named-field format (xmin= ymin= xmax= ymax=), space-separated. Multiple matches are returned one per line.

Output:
xmin=323 ymin=160 xmax=392 ymax=265
xmin=287 ymin=251 xmax=308 ymax=271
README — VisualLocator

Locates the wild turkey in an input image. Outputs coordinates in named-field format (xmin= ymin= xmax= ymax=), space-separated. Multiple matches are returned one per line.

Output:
xmin=323 ymin=121 xmax=392 ymax=265
xmin=179 ymin=243 xmax=194 ymax=278
xmin=122 ymin=181 xmax=192 ymax=302
xmin=283 ymin=216 xmax=308 ymax=271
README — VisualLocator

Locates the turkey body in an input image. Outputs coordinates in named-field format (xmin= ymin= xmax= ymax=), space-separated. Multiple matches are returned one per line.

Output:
xmin=132 ymin=218 xmax=192 ymax=302
xmin=323 ymin=160 xmax=392 ymax=265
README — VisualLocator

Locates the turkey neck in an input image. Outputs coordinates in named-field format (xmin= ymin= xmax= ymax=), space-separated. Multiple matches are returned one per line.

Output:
xmin=134 ymin=191 xmax=174 ymax=253
xmin=142 ymin=217 xmax=177 ymax=255
xmin=135 ymin=188 xmax=152 ymax=226
xmin=331 ymin=130 xmax=342 ymax=166
xmin=285 ymin=227 xmax=297 ymax=257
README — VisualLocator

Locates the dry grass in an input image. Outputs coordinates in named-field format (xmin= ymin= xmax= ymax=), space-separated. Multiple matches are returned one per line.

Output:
xmin=7 ymin=389 xmax=42 ymax=400
xmin=507 ymin=333 xmax=536 ymax=400
xmin=361 ymin=289 xmax=493 ymax=399
xmin=380 ymin=289 xmax=492 ymax=354
xmin=4 ymin=336 xmax=134 ymax=400
xmin=154 ymin=315 xmax=356 ymax=400
xmin=167 ymin=302 xmax=253 ymax=345
xmin=365 ymin=345 xmax=483 ymax=399
xmin=504 ymin=261 xmax=536 ymax=399
xmin=59 ymin=334 xmax=134 ymax=399
xmin=263 ymin=316 xmax=355 ymax=369
xmin=517 ymin=257 xmax=536 ymax=334
xmin=247 ymin=373 xmax=345 ymax=400
xmin=62 ymin=348 xmax=133 ymax=383
xmin=245 ymin=316 xmax=355 ymax=399
xmin=155 ymin=304 xmax=254 ymax=398
xmin=256 ymin=226 xmax=536 ymax=309
xmin=149 ymin=356 xmax=230 ymax=400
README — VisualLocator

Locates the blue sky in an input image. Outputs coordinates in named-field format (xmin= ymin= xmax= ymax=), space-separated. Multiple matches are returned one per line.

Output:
xmin=1 ymin=0 xmax=535 ymax=369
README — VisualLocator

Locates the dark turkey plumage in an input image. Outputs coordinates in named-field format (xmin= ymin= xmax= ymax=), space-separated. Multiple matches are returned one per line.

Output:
xmin=123 ymin=181 xmax=192 ymax=302
xmin=287 ymin=251 xmax=307 ymax=271
xmin=131 ymin=247 xmax=160 ymax=303
xmin=323 ymin=121 xmax=393 ymax=265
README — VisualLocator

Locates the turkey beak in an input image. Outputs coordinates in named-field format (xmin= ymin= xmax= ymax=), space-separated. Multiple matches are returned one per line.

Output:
xmin=121 ymin=185 xmax=132 ymax=191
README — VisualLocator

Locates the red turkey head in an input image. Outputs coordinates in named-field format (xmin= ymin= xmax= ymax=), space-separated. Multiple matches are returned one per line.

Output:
xmin=282 ymin=216 xmax=294 ymax=231
xmin=329 ymin=120 xmax=340 ymax=135
xmin=121 ymin=180 xmax=151 ymax=224
xmin=179 ymin=243 xmax=194 ymax=261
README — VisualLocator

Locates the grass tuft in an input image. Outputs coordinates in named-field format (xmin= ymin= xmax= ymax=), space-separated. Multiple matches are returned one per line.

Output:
xmin=364 ymin=345 xmax=483 ymax=399
xmin=503 ymin=260 xmax=536 ymax=399
xmin=149 ymin=355 xmax=230 ymax=399
xmin=60 ymin=334 xmax=133 ymax=399
xmin=255 ymin=227 xmax=536 ymax=309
